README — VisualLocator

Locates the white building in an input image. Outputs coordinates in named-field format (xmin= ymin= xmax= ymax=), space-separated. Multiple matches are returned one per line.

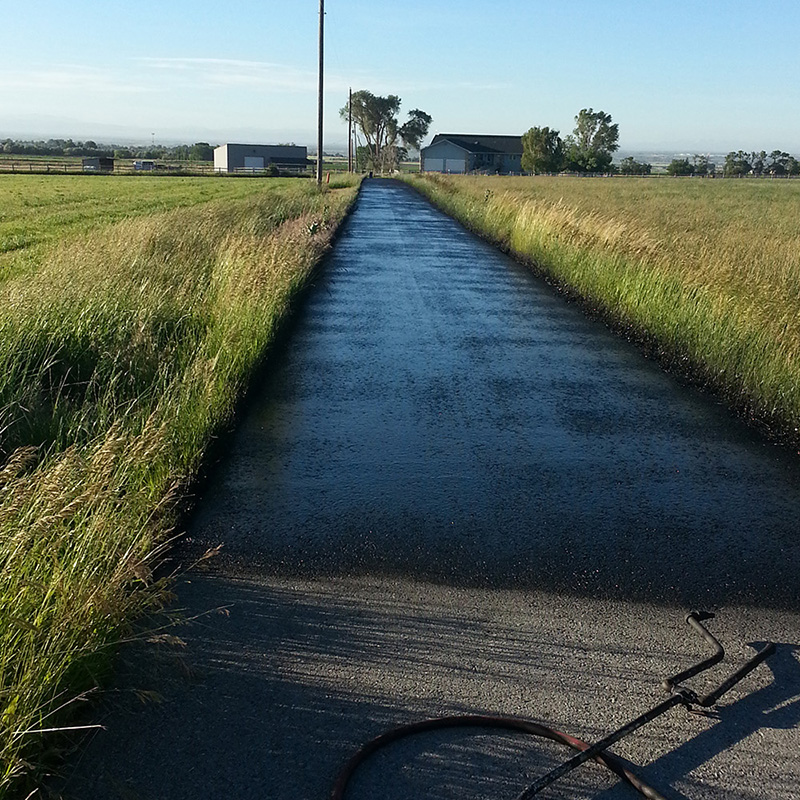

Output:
xmin=213 ymin=143 xmax=310 ymax=173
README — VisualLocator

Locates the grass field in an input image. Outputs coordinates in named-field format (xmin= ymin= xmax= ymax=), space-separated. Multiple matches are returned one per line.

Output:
xmin=0 ymin=175 xmax=310 ymax=274
xmin=0 ymin=174 xmax=360 ymax=795
xmin=404 ymin=174 xmax=800 ymax=443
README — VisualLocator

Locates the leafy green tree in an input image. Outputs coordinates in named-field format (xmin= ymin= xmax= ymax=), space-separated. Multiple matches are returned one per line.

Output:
xmin=666 ymin=158 xmax=694 ymax=176
xmin=724 ymin=151 xmax=752 ymax=176
xmin=355 ymin=145 xmax=370 ymax=172
xmin=399 ymin=109 xmax=433 ymax=153
xmin=692 ymin=154 xmax=714 ymax=176
xmin=521 ymin=126 xmax=564 ymax=173
xmin=564 ymin=108 xmax=619 ymax=172
xmin=766 ymin=150 xmax=789 ymax=175
xmin=618 ymin=156 xmax=651 ymax=175
xmin=762 ymin=151 xmax=800 ymax=176
xmin=190 ymin=142 xmax=214 ymax=161
xmin=750 ymin=150 xmax=767 ymax=176
xmin=340 ymin=90 xmax=431 ymax=172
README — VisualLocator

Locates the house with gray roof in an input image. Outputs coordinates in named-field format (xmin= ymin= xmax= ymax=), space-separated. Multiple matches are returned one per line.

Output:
xmin=420 ymin=134 xmax=524 ymax=174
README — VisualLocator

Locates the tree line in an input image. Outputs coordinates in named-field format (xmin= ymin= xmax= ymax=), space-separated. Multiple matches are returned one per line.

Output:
xmin=1 ymin=138 xmax=216 ymax=161
xmin=721 ymin=150 xmax=799 ymax=176
xmin=522 ymin=114 xmax=799 ymax=177
xmin=664 ymin=150 xmax=799 ymax=176
xmin=522 ymin=109 xmax=621 ymax=174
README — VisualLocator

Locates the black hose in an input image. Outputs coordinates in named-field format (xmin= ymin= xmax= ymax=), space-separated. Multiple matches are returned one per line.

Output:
xmin=330 ymin=714 xmax=670 ymax=800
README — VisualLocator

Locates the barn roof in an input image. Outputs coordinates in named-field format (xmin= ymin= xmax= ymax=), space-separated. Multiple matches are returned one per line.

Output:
xmin=427 ymin=134 xmax=523 ymax=155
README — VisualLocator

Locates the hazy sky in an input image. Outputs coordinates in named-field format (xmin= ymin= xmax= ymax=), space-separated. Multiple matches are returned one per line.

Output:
xmin=2 ymin=0 xmax=799 ymax=152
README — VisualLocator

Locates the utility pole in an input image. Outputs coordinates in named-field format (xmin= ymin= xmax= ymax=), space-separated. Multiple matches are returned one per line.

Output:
xmin=347 ymin=87 xmax=353 ymax=173
xmin=316 ymin=0 xmax=324 ymax=185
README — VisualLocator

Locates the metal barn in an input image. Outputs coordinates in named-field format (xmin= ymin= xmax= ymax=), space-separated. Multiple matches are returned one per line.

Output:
xmin=213 ymin=143 xmax=310 ymax=173
xmin=82 ymin=156 xmax=114 ymax=172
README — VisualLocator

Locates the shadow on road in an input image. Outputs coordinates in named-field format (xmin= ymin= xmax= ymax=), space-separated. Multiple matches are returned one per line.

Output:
xmin=56 ymin=575 xmax=800 ymax=800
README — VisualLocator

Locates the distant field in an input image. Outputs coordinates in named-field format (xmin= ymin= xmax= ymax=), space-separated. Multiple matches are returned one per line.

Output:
xmin=406 ymin=173 xmax=800 ymax=441
xmin=0 ymin=174 xmax=360 ymax=795
xmin=0 ymin=175 xmax=310 ymax=274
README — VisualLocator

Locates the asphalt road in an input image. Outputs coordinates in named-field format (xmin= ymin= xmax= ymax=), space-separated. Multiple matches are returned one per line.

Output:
xmin=57 ymin=180 xmax=800 ymax=800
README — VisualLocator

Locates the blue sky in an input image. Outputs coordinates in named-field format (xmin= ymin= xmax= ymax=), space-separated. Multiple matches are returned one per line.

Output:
xmin=2 ymin=0 xmax=799 ymax=152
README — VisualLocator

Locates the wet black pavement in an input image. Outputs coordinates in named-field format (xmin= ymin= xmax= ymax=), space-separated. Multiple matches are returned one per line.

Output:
xmin=58 ymin=179 xmax=800 ymax=800
xmin=190 ymin=179 xmax=800 ymax=609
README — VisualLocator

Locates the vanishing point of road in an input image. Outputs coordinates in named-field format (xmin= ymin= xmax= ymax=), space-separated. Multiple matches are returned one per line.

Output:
xmin=61 ymin=180 xmax=800 ymax=800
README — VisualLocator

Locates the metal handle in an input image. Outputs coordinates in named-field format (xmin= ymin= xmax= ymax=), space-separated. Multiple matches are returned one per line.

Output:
xmin=662 ymin=612 xmax=776 ymax=708
xmin=661 ymin=611 xmax=724 ymax=693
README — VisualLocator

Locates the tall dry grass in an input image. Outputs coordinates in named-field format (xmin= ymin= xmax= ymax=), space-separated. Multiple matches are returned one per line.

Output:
xmin=0 ymin=177 xmax=360 ymax=793
xmin=406 ymin=173 xmax=800 ymax=439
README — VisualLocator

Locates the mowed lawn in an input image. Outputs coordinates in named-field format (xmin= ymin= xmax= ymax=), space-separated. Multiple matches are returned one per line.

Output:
xmin=408 ymin=174 xmax=800 ymax=441
xmin=0 ymin=174 xmax=360 ymax=796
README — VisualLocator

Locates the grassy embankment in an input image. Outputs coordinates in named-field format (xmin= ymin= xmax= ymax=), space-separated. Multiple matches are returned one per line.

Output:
xmin=0 ymin=174 xmax=361 ymax=795
xmin=406 ymin=173 xmax=800 ymax=441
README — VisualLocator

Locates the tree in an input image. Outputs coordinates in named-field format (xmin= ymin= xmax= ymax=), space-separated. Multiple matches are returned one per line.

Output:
xmin=190 ymin=142 xmax=214 ymax=161
xmin=666 ymin=158 xmax=694 ymax=176
xmin=618 ymin=156 xmax=651 ymax=175
xmin=766 ymin=150 xmax=789 ymax=175
xmin=563 ymin=108 xmax=619 ymax=172
xmin=766 ymin=150 xmax=800 ymax=176
xmin=750 ymin=150 xmax=767 ymax=176
xmin=724 ymin=151 xmax=751 ymax=177
xmin=340 ymin=90 xmax=431 ymax=172
xmin=692 ymin=154 xmax=714 ymax=176
xmin=521 ymin=126 xmax=564 ymax=173
xmin=355 ymin=145 xmax=370 ymax=172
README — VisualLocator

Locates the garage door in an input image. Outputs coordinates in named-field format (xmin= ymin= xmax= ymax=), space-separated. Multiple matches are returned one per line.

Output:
xmin=424 ymin=158 xmax=444 ymax=172
xmin=444 ymin=159 xmax=466 ymax=173
xmin=244 ymin=156 xmax=264 ymax=170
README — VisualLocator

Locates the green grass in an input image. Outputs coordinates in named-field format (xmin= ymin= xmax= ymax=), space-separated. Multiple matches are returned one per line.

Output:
xmin=404 ymin=173 xmax=800 ymax=441
xmin=0 ymin=175 xmax=315 ymax=277
xmin=0 ymin=174 xmax=361 ymax=795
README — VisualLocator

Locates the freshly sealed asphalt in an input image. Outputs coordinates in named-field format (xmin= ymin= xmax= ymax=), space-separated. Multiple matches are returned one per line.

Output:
xmin=59 ymin=180 xmax=800 ymax=800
